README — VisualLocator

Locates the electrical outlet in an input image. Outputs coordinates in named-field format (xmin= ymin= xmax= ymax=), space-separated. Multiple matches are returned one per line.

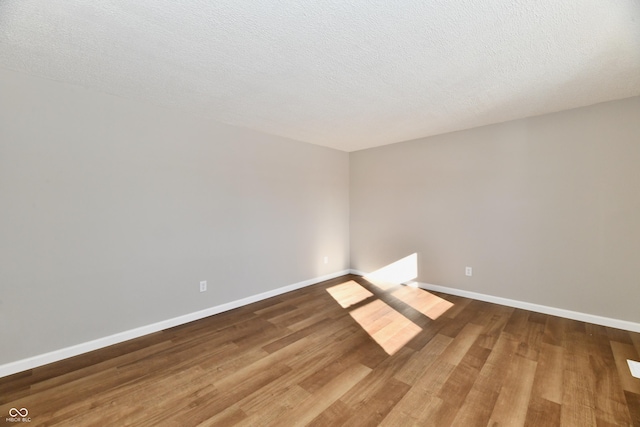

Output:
xmin=465 ymin=267 xmax=472 ymax=276
xmin=199 ymin=281 xmax=207 ymax=292
xmin=323 ymin=256 xmax=329 ymax=264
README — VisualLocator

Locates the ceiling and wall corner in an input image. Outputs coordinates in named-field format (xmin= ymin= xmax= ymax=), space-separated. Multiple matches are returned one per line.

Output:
xmin=1 ymin=1 xmax=640 ymax=374
xmin=349 ymin=95 xmax=640 ymax=324
xmin=1 ymin=0 xmax=639 ymax=152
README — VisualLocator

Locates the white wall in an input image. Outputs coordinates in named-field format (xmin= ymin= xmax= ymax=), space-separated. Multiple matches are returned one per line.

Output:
xmin=350 ymin=96 xmax=640 ymax=324
xmin=0 ymin=68 xmax=350 ymax=366
xmin=2 ymin=65 xmax=639 ymax=372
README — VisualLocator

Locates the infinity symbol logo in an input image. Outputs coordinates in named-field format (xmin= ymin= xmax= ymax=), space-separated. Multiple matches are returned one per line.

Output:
xmin=9 ymin=407 xmax=28 ymax=417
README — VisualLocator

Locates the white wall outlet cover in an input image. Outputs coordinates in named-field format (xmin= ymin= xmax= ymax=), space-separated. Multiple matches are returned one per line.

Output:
xmin=324 ymin=256 xmax=329 ymax=264
xmin=199 ymin=281 xmax=207 ymax=292
xmin=465 ymin=267 xmax=472 ymax=276
xmin=628 ymin=359 xmax=640 ymax=379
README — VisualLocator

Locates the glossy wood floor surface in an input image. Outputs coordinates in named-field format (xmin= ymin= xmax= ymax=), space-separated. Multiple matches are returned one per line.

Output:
xmin=2 ymin=274 xmax=640 ymax=426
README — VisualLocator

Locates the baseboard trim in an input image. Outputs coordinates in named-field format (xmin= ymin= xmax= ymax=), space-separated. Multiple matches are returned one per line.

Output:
xmin=349 ymin=269 xmax=367 ymax=276
xmin=0 ymin=270 xmax=350 ymax=379
xmin=349 ymin=270 xmax=640 ymax=333
xmin=416 ymin=282 xmax=640 ymax=332
xmin=416 ymin=282 xmax=640 ymax=333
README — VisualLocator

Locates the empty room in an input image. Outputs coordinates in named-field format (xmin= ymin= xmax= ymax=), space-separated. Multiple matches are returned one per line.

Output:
xmin=1 ymin=1 xmax=640 ymax=426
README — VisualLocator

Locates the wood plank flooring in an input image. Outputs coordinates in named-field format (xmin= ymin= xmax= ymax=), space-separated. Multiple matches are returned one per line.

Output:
xmin=2 ymin=274 xmax=640 ymax=426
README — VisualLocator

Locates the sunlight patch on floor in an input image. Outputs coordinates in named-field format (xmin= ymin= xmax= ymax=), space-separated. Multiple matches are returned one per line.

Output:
xmin=349 ymin=299 xmax=422 ymax=355
xmin=391 ymin=286 xmax=454 ymax=320
xmin=628 ymin=359 xmax=640 ymax=379
xmin=326 ymin=280 xmax=374 ymax=309
xmin=327 ymin=253 xmax=454 ymax=355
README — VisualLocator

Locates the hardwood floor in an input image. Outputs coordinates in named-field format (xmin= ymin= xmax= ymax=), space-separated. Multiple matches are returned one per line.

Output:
xmin=2 ymin=274 xmax=640 ymax=426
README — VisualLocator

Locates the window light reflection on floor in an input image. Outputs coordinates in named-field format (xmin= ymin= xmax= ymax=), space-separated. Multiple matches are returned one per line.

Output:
xmin=326 ymin=280 xmax=422 ymax=355
xmin=391 ymin=286 xmax=454 ymax=320
xmin=325 ymin=280 xmax=374 ymax=309
xmin=327 ymin=253 xmax=455 ymax=355
xmin=348 ymin=299 xmax=422 ymax=355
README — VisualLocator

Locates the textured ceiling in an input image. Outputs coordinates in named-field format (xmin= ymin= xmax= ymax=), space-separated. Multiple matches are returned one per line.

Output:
xmin=1 ymin=1 xmax=639 ymax=152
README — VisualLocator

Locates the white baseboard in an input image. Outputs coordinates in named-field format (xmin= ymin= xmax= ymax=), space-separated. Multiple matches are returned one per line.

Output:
xmin=349 ymin=269 xmax=367 ymax=276
xmin=349 ymin=271 xmax=640 ymax=333
xmin=416 ymin=282 xmax=640 ymax=333
xmin=0 ymin=270 xmax=350 ymax=379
